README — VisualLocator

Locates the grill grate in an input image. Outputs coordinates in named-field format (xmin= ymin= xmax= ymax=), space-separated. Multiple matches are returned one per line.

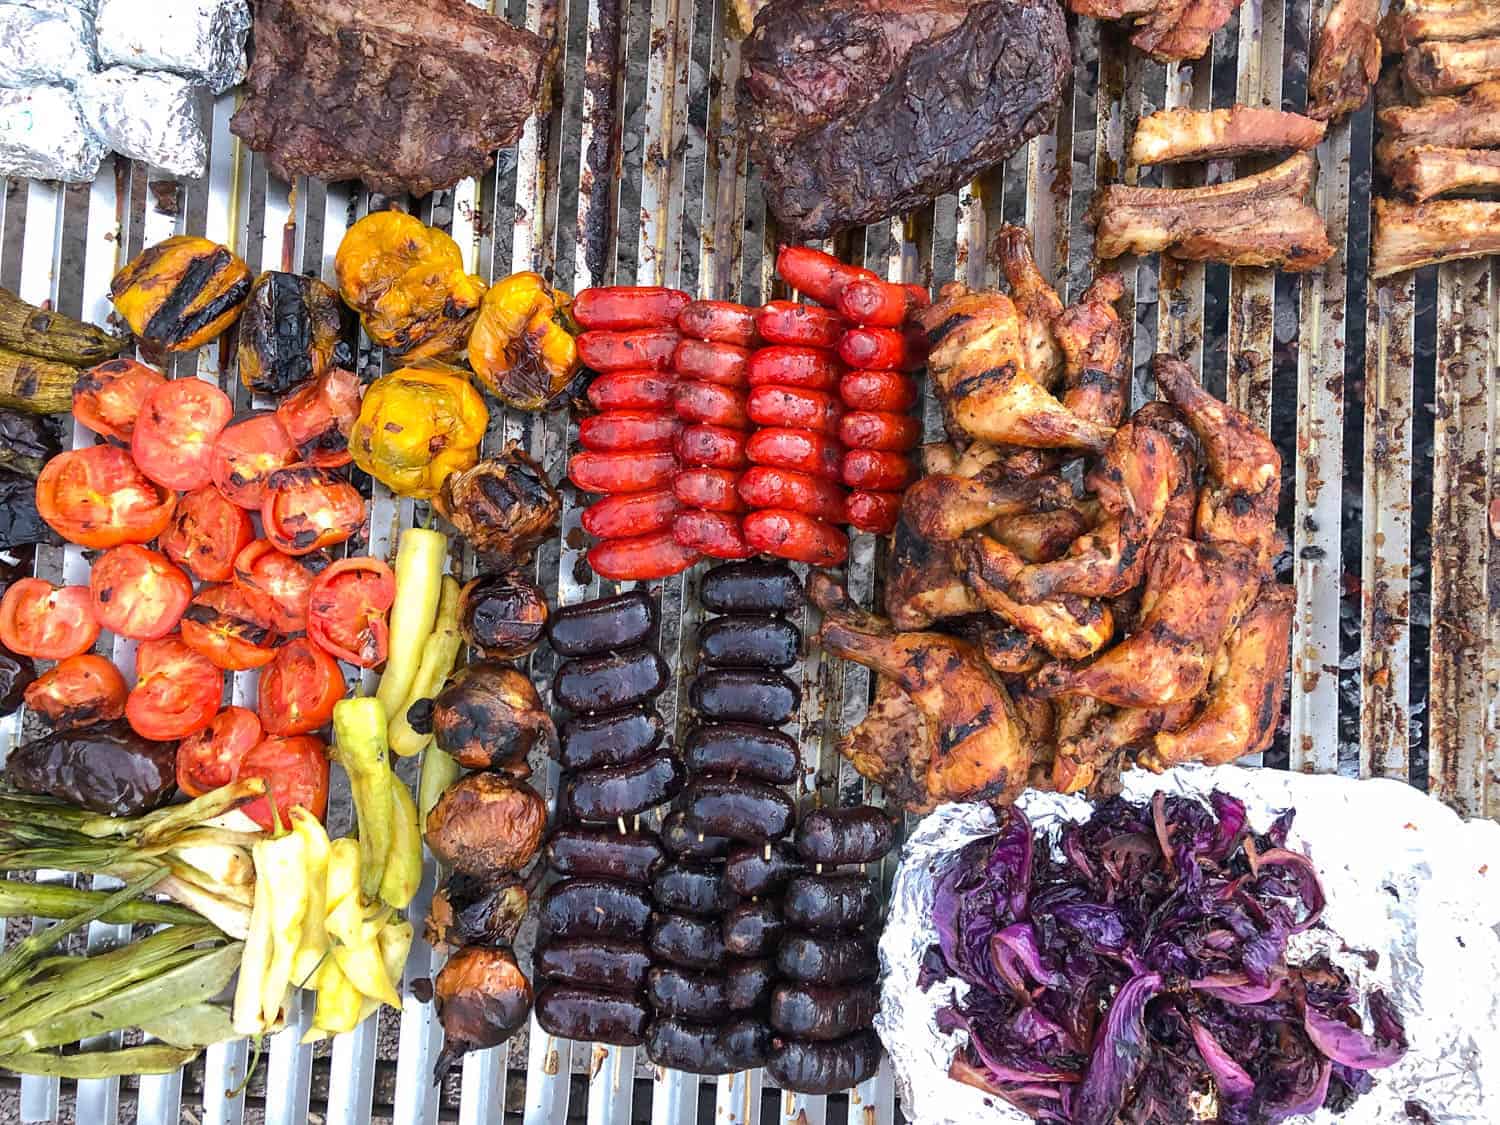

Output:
xmin=2 ymin=0 xmax=1497 ymax=1121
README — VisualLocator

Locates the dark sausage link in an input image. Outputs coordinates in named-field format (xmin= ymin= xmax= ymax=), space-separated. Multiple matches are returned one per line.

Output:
xmin=547 ymin=591 xmax=659 ymax=657
xmin=770 ymin=982 xmax=879 ymax=1042
xmin=783 ymin=874 xmax=878 ymax=933
xmin=683 ymin=722 xmax=799 ymax=785
xmin=725 ymin=843 xmax=802 ymax=897
xmin=545 ymin=828 xmax=664 ymax=883
xmin=536 ymin=985 xmax=648 ymax=1046
xmin=648 ymin=912 xmax=727 ymax=970
xmin=536 ymin=940 xmax=653 ymax=992
xmin=775 ymin=933 xmax=878 ymax=985
xmin=554 ymin=647 xmax=669 ymax=713
xmin=645 ymin=965 xmax=727 ymax=1023
xmin=795 ymin=807 xmax=897 ymax=865
xmin=644 ymin=1018 xmax=737 ymax=1075
xmin=660 ymin=809 xmax=731 ymax=860
xmin=564 ymin=750 xmax=686 ymax=822
xmin=722 ymin=900 xmax=785 ymax=958
xmin=689 ymin=669 xmax=800 ymax=725
xmin=766 ymin=1031 xmax=882 ymax=1094
xmin=683 ymin=777 xmax=796 ymax=842
xmin=651 ymin=862 xmax=738 ymax=916
xmin=725 ymin=959 xmax=774 ymax=1012
xmin=538 ymin=879 xmax=653 ymax=943
xmin=722 ymin=1018 xmax=772 ymax=1069
xmin=699 ymin=615 xmax=801 ymax=670
xmin=558 ymin=706 xmax=663 ymax=771
xmin=700 ymin=560 xmax=804 ymax=616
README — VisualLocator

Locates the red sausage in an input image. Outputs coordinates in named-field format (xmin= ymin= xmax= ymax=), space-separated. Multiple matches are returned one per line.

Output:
xmin=838 ymin=411 xmax=920 ymax=451
xmin=588 ymin=370 xmax=676 ymax=412
xmin=742 ymin=509 xmax=848 ymax=567
xmin=678 ymin=300 xmax=759 ymax=346
xmin=775 ymin=247 xmax=877 ymax=307
xmin=754 ymin=301 xmax=844 ymax=349
xmin=841 ymin=449 xmax=916 ymax=491
xmin=673 ymin=339 xmax=752 ymax=386
xmin=746 ymin=428 xmax=843 ymax=481
xmin=673 ymin=381 xmax=749 ymax=428
xmin=673 ymin=511 xmax=754 ymax=560
xmin=746 ymin=347 xmax=841 ymax=391
xmin=673 ymin=468 xmax=748 ymax=513
xmin=569 ymin=449 xmax=677 ymax=494
xmin=581 ymin=490 xmax=682 ymax=538
xmin=574 ymin=287 xmax=690 ymax=331
xmin=838 ymin=370 xmax=918 ymax=412
xmin=845 ymin=490 xmax=902 ymax=534
xmin=589 ymin=532 xmax=701 ymax=580
xmin=578 ymin=329 xmax=680 ymax=372
xmin=737 ymin=466 xmax=846 ymax=523
xmin=747 ymin=386 xmax=843 ymax=436
xmin=578 ymin=411 xmax=682 ymax=452
xmin=836 ymin=278 xmax=915 ymax=328
xmin=676 ymin=424 xmax=749 ymax=469
xmin=838 ymin=327 xmax=909 ymax=371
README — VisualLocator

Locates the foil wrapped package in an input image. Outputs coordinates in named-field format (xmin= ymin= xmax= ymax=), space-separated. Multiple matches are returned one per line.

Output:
xmin=77 ymin=68 xmax=206 ymax=178
xmin=0 ymin=85 xmax=107 ymax=181
xmin=95 ymin=0 xmax=249 ymax=95
xmin=879 ymin=766 xmax=1500 ymax=1124
xmin=0 ymin=0 xmax=97 ymax=88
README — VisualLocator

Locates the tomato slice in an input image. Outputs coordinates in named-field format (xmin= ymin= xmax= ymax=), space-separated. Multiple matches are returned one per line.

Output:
xmin=176 ymin=706 xmax=262 ymax=797
xmin=257 ymin=637 xmax=345 ymax=736
xmin=36 ymin=445 xmax=177 ymax=550
xmin=72 ymin=359 xmax=166 ymax=443
xmin=261 ymin=466 xmax=366 ymax=556
xmin=181 ymin=584 xmax=280 ymax=671
xmin=23 ymin=654 xmax=128 ymax=730
xmin=236 ymin=735 xmax=330 ymax=830
xmin=126 ymin=635 xmax=224 ymax=741
xmin=307 ymin=558 xmax=395 ymax=668
xmin=131 ymin=378 xmax=234 ymax=492
xmin=0 ymin=579 xmax=100 ymax=660
xmin=211 ymin=413 xmax=299 ymax=509
xmin=160 ymin=486 xmax=255 ymax=583
xmin=275 ymin=368 xmax=361 ymax=469
xmin=232 ymin=541 xmax=324 ymax=634
xmin=89 ymin=545 xmax=193 ymax=641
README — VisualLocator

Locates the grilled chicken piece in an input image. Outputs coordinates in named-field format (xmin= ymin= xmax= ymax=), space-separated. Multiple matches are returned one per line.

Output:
xmin=1130 ymin=400 xmax=1200 ymax=539
xmin=1129 ymin=0 xmax=1247 ymax=62
xmin=1383 ymin=145 xmax=1500 ymax=202
xmin=1141 ymin=583 xmax=1293 ymax=770
xmin=886 ymin=516 xmax=983 ymax=630
xmin=1307 ymin=0 xmax=1381 ymax=121
xmin=1091 ymin=153 xmax=1334 ymax=272
xmin=1372 ymin=198 xmax=1500 ymax=278
xmin=1154 ymin=355 xmax=1282 ymax=572
xmin=1381 ymin=0 xmax=1500 ymax=53
xmin=901 ymin=473 xmax=1071 ymax=542
xmin=1131 ymin=107 xmax=1328 ymax=163
xmin=953 ymin=534 xmax=1116 ymax=660
xmin=991 ymin=505 xmax=1095 ymax=563
xmin=979 ymin=622 xmax=1045 ymax=675
xmin=1403 ymin=36 xmax=1500 ymax=96
xmin=921 ymin=286 xmax=1115 ymax=453
xmin=1376 ymin=80 xmax=1500 ymax=151
xmin=840 ymin=676 xmax=938 ymax=814
xmin=1029 ymin=537 xmax=1259 ymax=708
xmin=921 ymin=440 xmax=1054 ymax=480
xmin=1055 ymin=273 xmax=1130 ymax=431
xmin=812 ymin=575 xmax=1031 ymax=805
xmin=1052 ymin=699 xmax=1199 ymax=793
xmin=994 ymin=226 xmax=1065 ymax=386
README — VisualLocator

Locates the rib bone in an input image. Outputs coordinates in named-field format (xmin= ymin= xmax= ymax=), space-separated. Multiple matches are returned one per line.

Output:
xmin=1380 ymin=0 xmax=1500 ymax=53
xmin=1376 ymin=80 xmax=1500 ymax=151
xmin=1371 ymin=198 xmax=1500 ymax=278
xmin=1403 ymin=36 xmax=1500 ymax=96
xmin=1382 ymin=145 xmax=1500 ymax=202
xmin=1307 ymin=0 xmax=1381 ymax=121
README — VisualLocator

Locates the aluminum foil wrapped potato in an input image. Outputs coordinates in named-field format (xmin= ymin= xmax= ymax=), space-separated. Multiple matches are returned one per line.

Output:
xmin=95 ymin=0 xmax=251 ymax=94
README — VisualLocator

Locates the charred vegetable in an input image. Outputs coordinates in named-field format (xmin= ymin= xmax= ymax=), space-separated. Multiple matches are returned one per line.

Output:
xmin=0 ymin=348 xmax=80 ymax=414
xmin=0 ymin=471 xmax=59 ymax=551
xmin=433 ymin=945 xmax=532 ymax=1075
xmin=0 ymin=644 xmax=35 ymax=717
xmin=236 ymin=271 xmax=347 ymax=396
xmin=437 ymin=448 xmax=561 ymax=568
xmin=429 ymin=662 xmax=557 ymax=769
xmin=349 ymin=367 xmax=488 ymax=499
xmin=459 ymin=572 xmax=549 ymax=659
xmin=467 ymin=271 xmax=582 ymax=411
xmin=0 ymin=286 xmax=124 ymax=364
xmin=425 ymin=772 xmax=547 ymax=876
xmin=0 ymin=409 xmax=60 ymax=478
xmin=4 ymin=720 xmax=177 ymax=816
xmin=425 ymin=873 xmax=529 ymax=952
xmin=109 ymin=236 xmax=253 ymax=351
xmin=334 ymin=211 xmax=486 ymax=360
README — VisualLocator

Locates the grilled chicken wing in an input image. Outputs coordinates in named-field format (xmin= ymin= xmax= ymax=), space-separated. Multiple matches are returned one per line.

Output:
xmin=840 ymin=676 xmax=939 ymax=814
xmin=954 ymin=533 xmax=1116 ymax=660
xmin=994 ymin=225 xmax=1065 ymax=386
xmin=991 ymin=505 xmax=1095 ymax=563
xmin=1055 ymin=272 xmax=1130 ymax=431
xmin=1028 ymin=536 xmax=1259 ymax=708
xmin=886 ymin=516 xmax=983 ymax=630
xmin=1308 ymin=0 xmax=1381 ymax=121
xmin=812 ymin=575 xmax=1030 ymax=806
xmin=901 ymin=472 xmax=1072 ymax=542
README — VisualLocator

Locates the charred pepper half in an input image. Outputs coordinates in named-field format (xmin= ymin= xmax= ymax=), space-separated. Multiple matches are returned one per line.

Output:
xmin=236 ymin=271 xmax=348 ymax=397
xmin=109 ymin=236 xmax=253 ymax=352
xmin=467 ymin=271 xmax=581 ymax=411
xmin=349 ymin=367 xmax=488 ymax=499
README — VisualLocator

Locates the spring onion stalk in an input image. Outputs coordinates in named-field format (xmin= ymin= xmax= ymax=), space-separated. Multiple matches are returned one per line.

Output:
xmin=0 ymin=1044 xmax=202 ymax=1078
xmin=376 ymin=527 xmax=448 ymax=719
xmin=0 ymin=878 xmax=201 ymax=926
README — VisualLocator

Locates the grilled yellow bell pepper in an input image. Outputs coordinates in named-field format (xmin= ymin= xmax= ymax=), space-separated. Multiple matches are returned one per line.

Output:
xmin=467 ymin=271 xmax=581 ymax=411
xmin=110 ymin=236 xmax=252 ymax=351
xmin=349 ymin=367 xmax=488 ymax=499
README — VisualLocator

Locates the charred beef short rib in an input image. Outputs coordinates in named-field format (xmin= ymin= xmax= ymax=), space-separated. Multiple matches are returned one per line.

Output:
xmin=231 ymin=0 xmax=554 ymax=198
xmin=740 ymin=0 xmax=1072 ymax=240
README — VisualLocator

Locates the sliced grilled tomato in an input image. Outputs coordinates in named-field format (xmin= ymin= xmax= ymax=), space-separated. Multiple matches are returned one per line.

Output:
xmin=211 ymin=413 xmax=298 ymax=509
xmin=261 ymin=466 xmax=365 ymax=556
xmin=232 ymin=541 xmax=324 ymax=633
xmin=180 ymin=584 xmax=280 ymax=671
xmin=236 ymin=735 xmax=330 ymax=830
xmin=257 ymin=637 xmax=344 ymax=736
xmin=126 ymin=635 xmax=223 ymax=741
xmin=131 ymin=378 xmax=234 ymax=491
xmin=175 ymin=706 xmax=261 ymax=797
xmin=306 ymin=558 xmax=395 ymax=668
xmin=160 ymin=486 xmax=255 ymax=583
xmin=23 ymin=654 xmax=128 ymax=730
xmin=72 ymin=359 xmax=165 ymax=443
xmin=275 ymin=368 xmax=360 ymax=469
xmin=89 ymin=545 xmax=193 ymax=641
xmin=0 ymin=579 xmax=100 ymax=660
xmin=35 ymin=445 xmax=176 ymax=549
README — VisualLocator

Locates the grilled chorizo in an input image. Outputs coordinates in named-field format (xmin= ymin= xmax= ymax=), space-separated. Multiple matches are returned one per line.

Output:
xmin=588 ymin=370 xmax=675 ymax=412
xmin=536 ymin=940 xmax=653 ymax=991
xmin=795 ymin=807 xmax=897 ymax=865
xmin=588 ymin=531 xmax=701 ymax=581
xmin=747 ymin=385 xmax=844 ymax=436
xmin=836 ymin=277 xmax=916 ymax=328
xmin=536 ymin=985 xmax=648 ymax=1046
xmin=569 ymin=449 xmax=677 ymax=494
xmin=554 ymin=647 xmax=670 ymax=712
xmin=838 ymin=369 xmax=918 ymax=412
xmin=548 ymin=590 xmax=660 ymax=657
xmin=742 ymin=509 xmax=849 ymax=567
xmin=841 ymin=449 xmax=916 ymax=491
xmin=683 ymin=722 xmax=799 ymax=784
xmin=775 ymin=247 xmax=877 ymax=307
xmin=573 ymin=286 xmax=690 ymax=331
xmin=746 ymin=346 xmax=841 ymax=391
xmin=564 ymin=750 xmax=686 ymax=822
xmin=838 ymin=411 xmax=920 ymax=452
xmin=672 ymin=338 xmax=752 ymax=386
xmin=755 ymin=301 xmax=844 ymax=348
xmin=580 ymin=490 xmax=681 ymax=540
xmin=783 ymin=874 xmax=878 ymax=933
xmin=672 ymin=380 xmax=749 ymax=428
xmin=672 ymin=510 xmax=752 ymax=560
xmin=745 ymin=427 xmax=843 ymax=481
xmin=578 ymin=410 xmax=681 ymax=452
xmin=844 ymin=490 xmax=902 ymax=535
xmin=677 ymin=300 xmax=758 ymax=347
xmin=689 ymin=668 xmax=800 ymax=726
xmin=672 ymin=467 xmax=748 ymax=513
xmin=648 ymin=912 xmax=726 ymax=970
xmin=735 ymin=466 xmax=847 ymax=524
xmin=683 ymin=777 xmax=796 ymax=842
xmin=545 ymin=826 xmax=665 ymax=883
xmin=538 ymin=879 xmax=653 ymax=943
xmin=577 ymin=328 xmax=680 ymax=372
xmin=675 ymin=423 xmax=749 ymax=469
xmin=770 ymin=982 xmax=878 ymax=1041
xmin=838 ymin=327 xmax=910 ymax=371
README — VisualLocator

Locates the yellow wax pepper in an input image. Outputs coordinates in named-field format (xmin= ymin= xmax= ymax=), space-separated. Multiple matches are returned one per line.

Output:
xmin=348 ymin=366 xmax=488 ymax=499
xmin=466 ymin=271 xmax=581 ymax=411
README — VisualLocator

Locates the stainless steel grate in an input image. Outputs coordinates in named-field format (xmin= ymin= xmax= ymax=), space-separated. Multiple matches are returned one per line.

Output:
xmin=1 ymin=0 xmax=1496 ymax=1121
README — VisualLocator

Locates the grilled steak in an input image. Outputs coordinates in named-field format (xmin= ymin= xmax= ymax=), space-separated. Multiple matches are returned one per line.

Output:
xmin=740 ymin=0 xmax=1071 ymax=239
xmin=231 ymin=0 xmax=553 ymax=198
